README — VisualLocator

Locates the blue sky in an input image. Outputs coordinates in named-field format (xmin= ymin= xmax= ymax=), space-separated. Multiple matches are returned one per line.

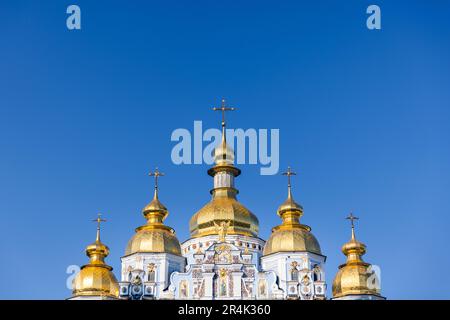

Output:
xmin=0 ymin=0 xmax=449 ymax=299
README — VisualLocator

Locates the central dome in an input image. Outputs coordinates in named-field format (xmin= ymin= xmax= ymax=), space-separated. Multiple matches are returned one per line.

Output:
xmin=189 ymin=102 xmax=260 ymax=239
xmin=189 ymin=193 xmax=259 ymax=238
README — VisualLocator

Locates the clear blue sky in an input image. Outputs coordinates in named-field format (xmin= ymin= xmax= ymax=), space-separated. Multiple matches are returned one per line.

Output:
xmin=0 ymin=0 xmax=449 ymax=299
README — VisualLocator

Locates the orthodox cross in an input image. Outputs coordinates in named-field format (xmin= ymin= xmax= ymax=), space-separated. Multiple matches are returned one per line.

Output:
xmin=213 ymin=99 xmax=235 ymax=129
xmin=346 ymin=212 xmax=359 ymax=239
xmin=282 ymin=166 xmax=297 ymax=190
xmin=149 ymin=167 xmax=165 ymax=191
xmin=346 ymin=212 xmax=359 ymax=228
xmin=93 ymin=213 xmax=106 ymax=242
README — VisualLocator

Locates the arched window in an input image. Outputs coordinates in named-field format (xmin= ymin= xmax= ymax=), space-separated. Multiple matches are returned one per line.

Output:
xmin=291 ymin=268 xmax=299 ymax=281
xmin=313 ymin=265 xmax=321 ymax=282
xmin=148 ymin=270 xmax=156 ymax=282
xmin=147 ymin=263 xmax=156 ymax=282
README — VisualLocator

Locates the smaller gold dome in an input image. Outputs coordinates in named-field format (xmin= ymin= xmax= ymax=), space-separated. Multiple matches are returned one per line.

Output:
xmin=332 ymin=262 xmax=379 ymax=298
xmin=332 ymin=218 xmax=382 ymax=299
xmin=125 ymin=171 xmax=182 ymax=256
xmin=214 ymin=135 xmax=235 ymax=166
xmin=263 ymin=168 xmax=322 ymax=256
xmin=126 ymin=227 xmax=181 ymax=256
xmin=342 ymin=238 xmax=366 ymax=257
xmin=72 ymin=218 xmax=119 ymax=299
xmin=263 ymin=225 xmax=322 ymax=256
xmin=143 ymin=194 xmax=168 ymax=216
xmin=277 ymin=193 xmax=303 ymax=216
xmin=85 ymin=241 xmax=109 ymax=258
xmin=72 ymin=264 xmax=119 ymax=298
xmin=277 ymin=167 xmax=303 ymax=217
xmin=212 ymin=99 xmax=236 ymax=167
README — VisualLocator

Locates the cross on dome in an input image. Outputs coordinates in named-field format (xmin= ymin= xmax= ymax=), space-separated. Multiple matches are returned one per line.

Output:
xmin=213 ymin=99 xmax=236 ymax=130
xmin=92 ymin=213 xmax=106 ymax=242
xmin=282 ymin=166 xmax=297 ymax=189
xmin=346 ymin=212 xmax=359 ymax=240
xmin=149 ymin=167 xmax=165 ymax=191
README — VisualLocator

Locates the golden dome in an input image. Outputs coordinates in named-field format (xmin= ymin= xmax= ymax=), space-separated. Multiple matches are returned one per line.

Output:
xmin=190 ymin=191 xmax=259 ymax=238
xmin=72 ymin=263 xmax=119 ymax=298
xmin=277 ymin=191 xmax=303 ymax=214
xmin=263 ymin=167 xmax=322 ymax=256
xmin=332 ymin=216 xmax=382 ymax=299
xmin=332 ymin=261 xmax=380 ymax=298
xmin=126 ymin=227 xmax=181 ymax=256
xmin=72 ymin=216 xmax=119 ymax=299
xmin=263 ymin=225 xmax=321 ymax=256
xmin=125 ymin=169 xmax=182 ymax=256
xmin=189 ymin=102 xmax=259 ymax=239
xmin=214 ymin=134 xmax=235 ymax=166
xmin=143 ymin=196 xmax=167 ymax=214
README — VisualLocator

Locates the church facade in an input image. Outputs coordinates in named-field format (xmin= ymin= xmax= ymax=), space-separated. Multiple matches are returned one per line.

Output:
xmin=69 ymin=103 xmax=384 ymax=301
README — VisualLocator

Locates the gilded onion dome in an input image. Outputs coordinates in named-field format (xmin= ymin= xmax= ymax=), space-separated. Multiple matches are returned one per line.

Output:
xmin=332 ymin=214 xmax=382 ymax=299
xmin=72 ymin=215 xmax=119 ymax=298
xmin=263 ymin=167 xmax=321 ymax=256
xmin=125 ymin=169 xmax=182 ymax=256
xmin=189 ymin=100 xmax=259 ymax=238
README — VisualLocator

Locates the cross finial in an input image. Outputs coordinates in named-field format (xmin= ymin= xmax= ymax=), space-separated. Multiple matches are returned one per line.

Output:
xmin=93 ymin=213 xmax=106 ymax=242
xmin=346 ymin=212 xmax=359 ymax=239
xmin=282 ymin=166 xmax=297 ymax=188
xmin=282 ymin=166 xmax=297 ymax=199
xmin=149 ymin=167 xmax=165 ymax=190
xmin=213 ymin=99 xmax=236 ymax=131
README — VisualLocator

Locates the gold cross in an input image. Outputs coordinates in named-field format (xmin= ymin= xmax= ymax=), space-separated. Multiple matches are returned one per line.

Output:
xmin=346 ymin=212 xmax=359 ymax=239
xmin=93 ymin=213 xmax=106 ymax=242
xmin=213 ymin=99 xmax=236 ymax=129
xmin=346 ymin=212 xmax=359 ymax=229
xmin=282 ymin=166 xmax=297 ymax=188
xmin=93 ymin=213 xmax=106 ymax=230
xmin=149 ymin=167 xmax=165 ymax=190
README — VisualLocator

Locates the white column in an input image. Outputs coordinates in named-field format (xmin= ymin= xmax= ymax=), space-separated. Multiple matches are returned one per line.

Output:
xmin=214 ymin=172 xmax=234 ymax=189
xmin=232 ymin=272 xmax=243 ymax=298
xmin=202 ymin=273 xmax=215 ymax=299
